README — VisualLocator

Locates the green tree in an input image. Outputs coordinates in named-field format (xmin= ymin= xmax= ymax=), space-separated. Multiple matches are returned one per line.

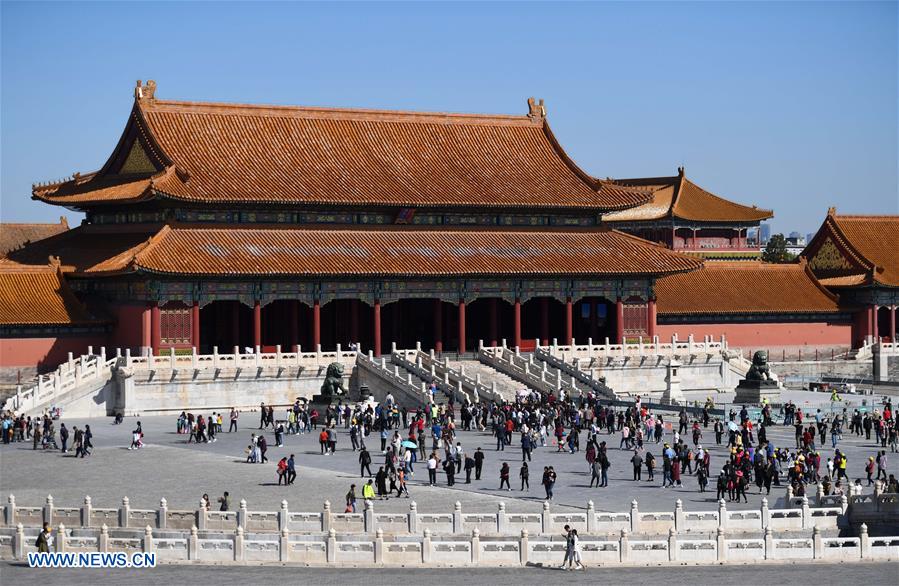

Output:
xmin=761 ymin=233 xmax=796 ymax=263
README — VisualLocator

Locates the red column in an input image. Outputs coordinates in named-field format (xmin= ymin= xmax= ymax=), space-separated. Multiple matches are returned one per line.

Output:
xmin=150 ymin=302 xmax=161 ymax=355
xmin=458 ymin=299 xmax=467 ymax=354
xmin=539 ymin=298 xmax=549 ymax=346
xmin=253 ymin=301 xmax=262 ymax=349
xmin=589 ymin=299 xmax=598 ymax=341
xmin=312 ymin=299 xmax=321 ymax=349
xmin=141 ymin=304 xmax=152 ymax=352
xmin=891 ymin=306 xmax=897 ymax=342
xmin=564 ymin=297 xmax=573 ymax=345
xmin=433 ymin=299 xmax=443 ymax=353
xmin=350 ymin=299 xmax=360 ymax=345
xmin=513 ymin=297 xmax=522 ymax=349
xmin=615 ymin=297 xmax=625 ymax=344
xmin=488 ymin=298 xmax=498 ymax=347
xmin=289 ymin=301 xmax=299 ymax=351
xmin=647 ymin=297 xmax=657 ymax=339
xmin=691 ymin=229 xmax=698 ymax=249
xmin=191 ymin=301 xmax=200 ymax=350
xmin=373 ymin=300 xmax=382 ymax=357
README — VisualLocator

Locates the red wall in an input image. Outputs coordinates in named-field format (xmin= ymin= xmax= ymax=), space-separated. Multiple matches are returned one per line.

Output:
xmin=655 ymin=320 xmax=852 ymax=350
xmin=108 ymin=303 xmax=146 ymax=352
xmin=0 ymin=335 xmax=109 ymax=371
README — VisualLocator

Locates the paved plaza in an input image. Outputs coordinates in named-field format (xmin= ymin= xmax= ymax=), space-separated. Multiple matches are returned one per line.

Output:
xmin=2 ymin=397 xmax=895 ymax=516
xmin=1 ymin=560 xmax=896 ymax=585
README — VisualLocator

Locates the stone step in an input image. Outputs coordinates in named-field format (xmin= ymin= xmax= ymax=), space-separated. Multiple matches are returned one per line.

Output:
xmin=453 ymin=360 xmax=523 ymax=401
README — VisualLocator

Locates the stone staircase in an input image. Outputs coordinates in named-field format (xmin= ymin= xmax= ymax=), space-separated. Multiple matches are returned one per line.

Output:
xmin=453 ymin=359 xmax=523 ymax=401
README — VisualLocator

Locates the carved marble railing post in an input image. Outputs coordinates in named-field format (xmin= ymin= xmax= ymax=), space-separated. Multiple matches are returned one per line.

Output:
xmin=322 ymin=501 xmax=331 ymax=533
xmin=452 ymin=501 xmax=462 ymax=534
xmin=408 ymin=501 xmax=418 ymax=534
xmin=542 ymin=501 xmax=551 ymax=534
xmin=5 ymin=495 xmax=15 ymax=526
xmin=196 ymin=499 xmax=207 ymax=531
xmin=497 ymin=502 xmax=507 ymax=534
xmin=668 ymin=527 xmax=678 ymax=561
xmin=674 ymin=499 xmax=684 ymax=531
xmin=422 ymin=528 xmax=432 ymax=563
xmin=364 ymin=499 xmax=374 ymax=533
xmin=157 ymin=498 xmax=167 ymax=530
xmin=56 ymin=523 xmax=66 ymax=553
xmin=119 ymin=497 xmax=130 ymax=528
xmin=99 ymin=524 xmax=109 ymax=552
xmin=374 ymin=528 xmax=384 ymax=564
xmin=188 ymin=526 xmax=198 ymax=560
xmin=279 ymin=500 xmax=289 ymax=531
xmin=143 ymin=525 xmax=154 ymax=554
xmin=586 ymin=500 xmax=596 ymax=534
xmin=470 ymin=528 xmax=480 ymax=564
xmin=718 ymin=499 xmax=727 ymax=530
xmin=81 ymin=496 xmax=92 ymax=528
xmin=279 ymin=527 xmax=289 ymax=562
xmin=840 ymin=495 xmax=849 ymax=516
xmin=237 ymin=499 xmax=247 ymax=530
xmin=43 ymin=495 xmax=54 ymax=526
xmin=519 ymin=529 xmax=529 ymax=565
xmin=760 ymin=497 xmax=770 ymax=529
xmin=619 ymin=528 xmax=629 ymax=563
xmin=14 ymin=523 xmax=24 ymax=559
xmin=234 ymin=526 xmax=245 ymax=562
xmin=801 ymin=496 xmax=810 ymax=529
xmin=326 ymin=528 xmax=336 ymax=563
xmin=859 ymin=523 xmax=870 ymax=559
xmin=764 ymin=526 xmax=773 ymax=559
xmin=786 ymin=485 xmax=794 ymax=504
xmin=630 ymin=500 xmax=640 ymax=533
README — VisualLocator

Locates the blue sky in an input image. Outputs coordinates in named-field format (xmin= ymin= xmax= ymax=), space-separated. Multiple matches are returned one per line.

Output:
xmin=2 ymin=1 xmax=896 ymax=235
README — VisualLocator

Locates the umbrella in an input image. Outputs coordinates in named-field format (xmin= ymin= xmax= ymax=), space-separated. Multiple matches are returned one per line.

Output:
xmin=401 ymin=440 xmax=418 ymax=449
xmin=727 ymin=421 xmax=739 ymax=432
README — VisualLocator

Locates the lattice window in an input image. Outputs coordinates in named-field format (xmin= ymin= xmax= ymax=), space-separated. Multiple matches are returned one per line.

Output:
xmin=161 ymin=308 xmax=192 ymax=344
xmin=622 ymin=303 xmax=648 ymax=337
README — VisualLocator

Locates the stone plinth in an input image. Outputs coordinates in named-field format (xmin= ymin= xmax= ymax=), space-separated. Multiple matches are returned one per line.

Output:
xmin=733 ymin=379 xmax=781 ymax=405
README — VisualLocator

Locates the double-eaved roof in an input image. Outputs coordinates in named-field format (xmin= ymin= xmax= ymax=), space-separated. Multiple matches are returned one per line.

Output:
xmin=802 ymin=210 xmax=899 ymax=288
xmin=604 ymin=168 xmax=773 ymax=223
xmin=33 ymin=84 xmax=651 ymax=212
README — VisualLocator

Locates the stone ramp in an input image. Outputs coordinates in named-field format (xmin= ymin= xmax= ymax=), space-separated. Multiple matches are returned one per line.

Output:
xmin=453 ymin=360 xmax=523 ymax=401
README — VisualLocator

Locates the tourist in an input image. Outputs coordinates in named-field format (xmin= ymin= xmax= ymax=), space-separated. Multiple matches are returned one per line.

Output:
xmin=520 ymin=461 xmax=530 ymax=491
xmin=277 ymin=457 xmax=288 ymax=485
xmin=81 ymin=424 xmax=92 ymax=457
xmin=229 ymin=408 xmax=239 ymax=432
xmin=500 ymin=462 xmax=511 ymax=491
xmin=259 ymin=402 xmax=267 ymax=429
xmin=464 ymin=454 xmax=475 ymax=483
xmin=287 ymin=454 xmax=296 ymax=485
xmin=258 ymin=434 xmax=269 ymax=463
xmin=345 ymin=484 xmax=357 ymax=513
xmin=218 ymin=492 xmax=231 ymax=511
xmin=359 ymin=446 xmax=373 ymax=477
xmin=362 ymin=479 xmax=376 ymax=502
xmin=36 ymin=522 xmax=52 ymax=553
xmin=474 ymin=447 xmax=485 ymax=480
xmin=631 ymin=449 xmax=643 ymax=480
xmin=275 ymin=421 xmax=284 ymax=447
xmin=319 ymin=428 xmax=329 ymax=454
xmin=427 ymin=452 xmax=439 ymax=486
xmin=59 ymin=423 xmax=68 ymax=453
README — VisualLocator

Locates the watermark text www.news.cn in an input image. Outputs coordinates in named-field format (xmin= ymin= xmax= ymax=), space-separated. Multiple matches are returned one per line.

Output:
xmin=27 ymin=552 xmax=156 ymax=568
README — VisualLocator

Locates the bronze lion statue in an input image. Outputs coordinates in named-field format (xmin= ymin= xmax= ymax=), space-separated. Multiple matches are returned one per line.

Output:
xmin=320 ymin=362 xmax=346 ymax=397
xmin=745 ymin=350 xmax=772 ymax=382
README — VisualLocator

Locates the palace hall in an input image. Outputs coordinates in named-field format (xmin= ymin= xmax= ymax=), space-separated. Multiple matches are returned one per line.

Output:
xmin=1 ymin=81 xmax=896 ymax=377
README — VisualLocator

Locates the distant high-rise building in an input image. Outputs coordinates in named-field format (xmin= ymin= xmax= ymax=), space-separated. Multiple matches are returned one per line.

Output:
xmin=759 ymin=223 xmax=772 ymax=244
xmin=789 ymin=231 xmax=801 ymax=240
xmin=806 ymin=233 xmax=816 ymax=246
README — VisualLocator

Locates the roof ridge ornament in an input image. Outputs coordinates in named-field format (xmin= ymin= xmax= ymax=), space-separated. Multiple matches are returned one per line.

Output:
xmin=527 ymin=97 xmax=545 ymax=119
xmin=677 ymin=166 xmax=685 ymax=176
xmin=827 ymin=206 xmax=837 ymax=216
xmin=134 ymin=80 xmax=157 ymax=101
